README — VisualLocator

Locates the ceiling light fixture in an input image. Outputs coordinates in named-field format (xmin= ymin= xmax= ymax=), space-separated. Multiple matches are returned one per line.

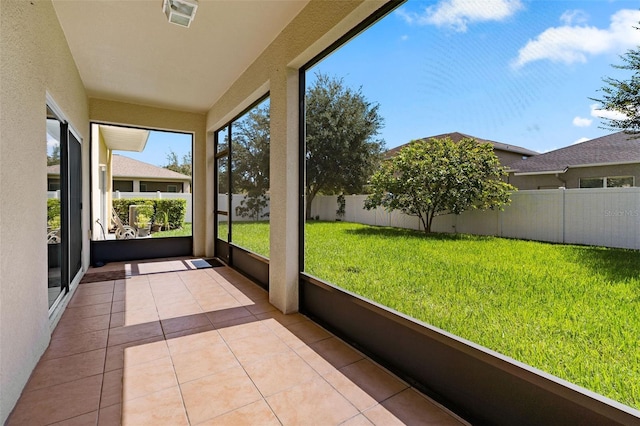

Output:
xmin=162 ymin=0 xmax=198 ymax=28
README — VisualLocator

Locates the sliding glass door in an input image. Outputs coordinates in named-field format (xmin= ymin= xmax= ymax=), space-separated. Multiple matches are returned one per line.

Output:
xmin=47 ymin=103 xmax=82 ymax=311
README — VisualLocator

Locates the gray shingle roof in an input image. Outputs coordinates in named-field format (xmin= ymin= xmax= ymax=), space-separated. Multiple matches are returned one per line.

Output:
xmin=508 ymin=131 xmax=640 ymax=174
xmin=47 ymin=154 xmax=191 ymax=180
xmin=385 ymin=132 xmax=538 ymax=159
xmin=111 ymin=154 xmax=190 ymax=180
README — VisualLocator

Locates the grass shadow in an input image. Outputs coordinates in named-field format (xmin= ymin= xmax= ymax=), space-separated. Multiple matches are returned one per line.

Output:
xmin=340 ymin=223 xmax=490 ymax=242
xmin=566 ymin=244 xmax=640 ymax=283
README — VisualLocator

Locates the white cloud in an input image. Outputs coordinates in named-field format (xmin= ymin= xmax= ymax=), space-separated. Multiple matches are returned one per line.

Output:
xmin=560 ymin=10 xmax=588 ymax=26
xmin=46 ymin=133 xmax=59 ymax=149
xmin=572 ymin=116 xmax=592 ymax=127
xmin=396 ymin=0 xmax=523 ymax=32
xmin=512 ymin=9 xmax=640 ymax=69
xmin=400 ymin=34 xmax=409 ymax=41
xmin=572 ymin=137 xmax=590 ymax=145
xmin=590 ymin=103 xmax=629 ymax=121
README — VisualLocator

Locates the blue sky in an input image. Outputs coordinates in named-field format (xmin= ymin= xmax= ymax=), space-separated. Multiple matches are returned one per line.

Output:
xmin=115 ymin=130 xmax=192 ymax=167
xmin=310 ymin=0 xmax=640 ymax=153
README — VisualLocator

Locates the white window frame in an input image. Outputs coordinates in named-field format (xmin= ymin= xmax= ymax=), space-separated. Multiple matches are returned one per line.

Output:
xmin=579 ymin=176 xmax=635 ymax=188
xmin=605 ymin=176 xmax=634 ymax=188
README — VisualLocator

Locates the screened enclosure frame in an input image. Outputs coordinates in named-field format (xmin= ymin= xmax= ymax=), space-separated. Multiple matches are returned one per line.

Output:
xmin=88 ymin=122 xmax=194 ymax=264
xmin=213 ymin=93 xmax=271 ymax=288
xmin=294 ymin=1 xmax=639 ymax=424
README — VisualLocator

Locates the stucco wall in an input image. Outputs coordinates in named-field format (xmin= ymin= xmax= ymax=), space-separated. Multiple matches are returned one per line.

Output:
xmin=0 ymin=0 xmax=89 ymax=422
xmin=89 ymin=99 xmax=207 ymax=255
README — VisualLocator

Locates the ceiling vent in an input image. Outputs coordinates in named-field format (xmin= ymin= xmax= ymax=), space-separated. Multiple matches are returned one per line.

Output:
xmin=162 ymin=0 xmax=198 ymax=28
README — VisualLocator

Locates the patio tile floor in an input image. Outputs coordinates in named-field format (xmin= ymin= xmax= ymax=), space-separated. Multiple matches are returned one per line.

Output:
xmin=8 ymin=258 xmax=468 ymax=425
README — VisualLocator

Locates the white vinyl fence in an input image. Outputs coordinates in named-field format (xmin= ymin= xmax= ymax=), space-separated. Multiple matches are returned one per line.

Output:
xmin=310 ymin=188 xmax=640 ymax=250
xmin=217 ymin=194 xmax=270 ymax=222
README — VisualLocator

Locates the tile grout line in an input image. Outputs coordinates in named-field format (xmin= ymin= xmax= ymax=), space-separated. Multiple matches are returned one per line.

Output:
xmin=96 ymin=279 xmax=117 ymax=426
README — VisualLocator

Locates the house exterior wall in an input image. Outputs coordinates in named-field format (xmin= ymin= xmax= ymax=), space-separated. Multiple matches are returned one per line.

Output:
xmin=509 ymin=164 xmax=640 ymax=190
xmin=509 ymin=173 xmax=565 ymax=189
xmin=139 ymin=180 xmax=185 ymax=193
xmin=495 ymin=150 xmax=529 ymax=166
xmin=88 ymin=99 xmax=207 ymax=255
xmin=113 ymin=180 xmax=134 ymax=192
xmin=205 ymin=0 xmax=387 ymax=313
xmin=0 ymin=0 xmax=89 ymax=422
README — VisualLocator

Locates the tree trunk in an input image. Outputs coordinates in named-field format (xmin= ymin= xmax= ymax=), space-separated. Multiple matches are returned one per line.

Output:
xmin=305 ymin=192 xmax=314 ymax=220
xmin=426 ymin=211 xmax=434 ymax=233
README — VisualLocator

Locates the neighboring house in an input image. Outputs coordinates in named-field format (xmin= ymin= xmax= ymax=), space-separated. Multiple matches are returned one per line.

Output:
xmin=507 ymin=131 xmax=640 ymax=190
xmin=111 ymin=154 xmax=191 ymax=193
xmin=48 ymin=154 xmax=191 ymax=193
xmin=385 ymin=132 xmax=539 ymax=167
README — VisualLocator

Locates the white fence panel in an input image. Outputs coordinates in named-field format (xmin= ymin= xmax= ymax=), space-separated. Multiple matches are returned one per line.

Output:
xmin=310 ymin=195 xmax=337 ymax=221
xmin=217 ymin=194 xmax=271 ymax=222
xmin=309 ymin=189 xmax=640 ymax=250
xmin=564 ymin=188 xmax=640 ymax=250
xmin=501 ymin=190 xmax=563 ymax=243
xmin=390 ymin=209 xmax=422 ymax=231
xmin=347 ymin=195 xmax=376 ymax=225
xmin=115 ymin=191 xmax=192 ymax=223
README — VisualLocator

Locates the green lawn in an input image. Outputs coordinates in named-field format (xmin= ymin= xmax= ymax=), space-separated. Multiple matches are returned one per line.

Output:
xmin=229 ymin=220 xmax=640 ymax=409
xmin=151 ymin=223 xmax=192 ymax=238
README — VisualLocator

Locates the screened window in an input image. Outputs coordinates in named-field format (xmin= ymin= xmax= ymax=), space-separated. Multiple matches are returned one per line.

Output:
xmin=580 ymin=176 xmax=634 ymax=188
xmin=90 ymin=125 xmax=193 ymax=240
xmin=214 ymin=97 xmax=270 ymax=258
xmin=299 ymin=0 xmax=640 ymax=411
xmin=607 ymin=176 xmax=634 ymax=188
xmin=579 ymin=177 xmax=604 ymax=188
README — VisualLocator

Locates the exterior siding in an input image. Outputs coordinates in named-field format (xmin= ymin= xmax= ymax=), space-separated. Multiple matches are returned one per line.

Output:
xmin=509 ymin=164 xmax=640 ymax=190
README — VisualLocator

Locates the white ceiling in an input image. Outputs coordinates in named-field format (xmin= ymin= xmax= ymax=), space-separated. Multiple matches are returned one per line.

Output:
xmin=52 ymin=0 xmax=310 ymax=113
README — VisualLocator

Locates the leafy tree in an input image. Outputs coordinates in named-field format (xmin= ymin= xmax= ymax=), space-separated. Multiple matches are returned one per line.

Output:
xmin=47 ymin=144 xmax=60 ymax=166
xmin=164 ymin=150 xmax=192 ymax=176
xmin=591 ymin=28 xmax=640 ymax=135
xmin=225 ymin=74 xmax=385 ymax=220
xmin=232 ymin=104 xmax=270 ymax=219
xmin=305 ymin=73 xmax=385 ymax=219
xmin=364 ymin=137 xmax=515 ymax=233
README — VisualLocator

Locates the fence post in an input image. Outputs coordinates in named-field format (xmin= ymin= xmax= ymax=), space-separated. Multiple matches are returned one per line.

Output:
xmin=157 ymin=191 xmax=162 ymax=199
xmin=561 ymin=187 xmax=566 ymax=244
xmin=115 ymin=190 xmax=121 ymax=199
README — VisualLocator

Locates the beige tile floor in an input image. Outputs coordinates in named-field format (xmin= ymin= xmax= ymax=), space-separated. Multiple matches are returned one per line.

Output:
xmin=8 ymin=258 xmax=468 ymax=425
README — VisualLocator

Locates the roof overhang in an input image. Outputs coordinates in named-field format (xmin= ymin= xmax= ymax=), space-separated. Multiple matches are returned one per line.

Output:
xmin=512 ymin=168 xmax=568 ymax=176
xmin=512 ymin=160 xmax=639 ymax=176
xmin=564 ymin=160 xmax=640 ymax=169
xmin=113 ymin=176 xmax=191 ymax=182
xmin=99 ymin=125 xmax=149 ymax=152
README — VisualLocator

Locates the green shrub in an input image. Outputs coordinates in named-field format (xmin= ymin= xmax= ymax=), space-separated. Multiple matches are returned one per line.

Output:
xmin=155 ymin=199 xmax=186 ymax=230
xmin=112 ymin=198 xmax=154 ymax=225
xmin=111 ymin=198 xmax=186 ymax=229
xmin=133 ymin=205 xmax=154 ymax=229
xmin=47 ymin=198 xmax=61 ymax=228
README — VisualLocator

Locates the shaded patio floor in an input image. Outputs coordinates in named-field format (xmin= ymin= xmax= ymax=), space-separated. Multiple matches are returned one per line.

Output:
xmin=8 ymin=258 xmax=468 ymax=425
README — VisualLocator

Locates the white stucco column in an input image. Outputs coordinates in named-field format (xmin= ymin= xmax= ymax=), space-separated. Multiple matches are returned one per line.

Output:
xmin=268 ymin=67 xmax=299 ymax=313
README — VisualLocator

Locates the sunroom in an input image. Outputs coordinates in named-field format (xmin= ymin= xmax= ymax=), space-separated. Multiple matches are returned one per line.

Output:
xmin=1 ymin=0 xmax=638 ymax=424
